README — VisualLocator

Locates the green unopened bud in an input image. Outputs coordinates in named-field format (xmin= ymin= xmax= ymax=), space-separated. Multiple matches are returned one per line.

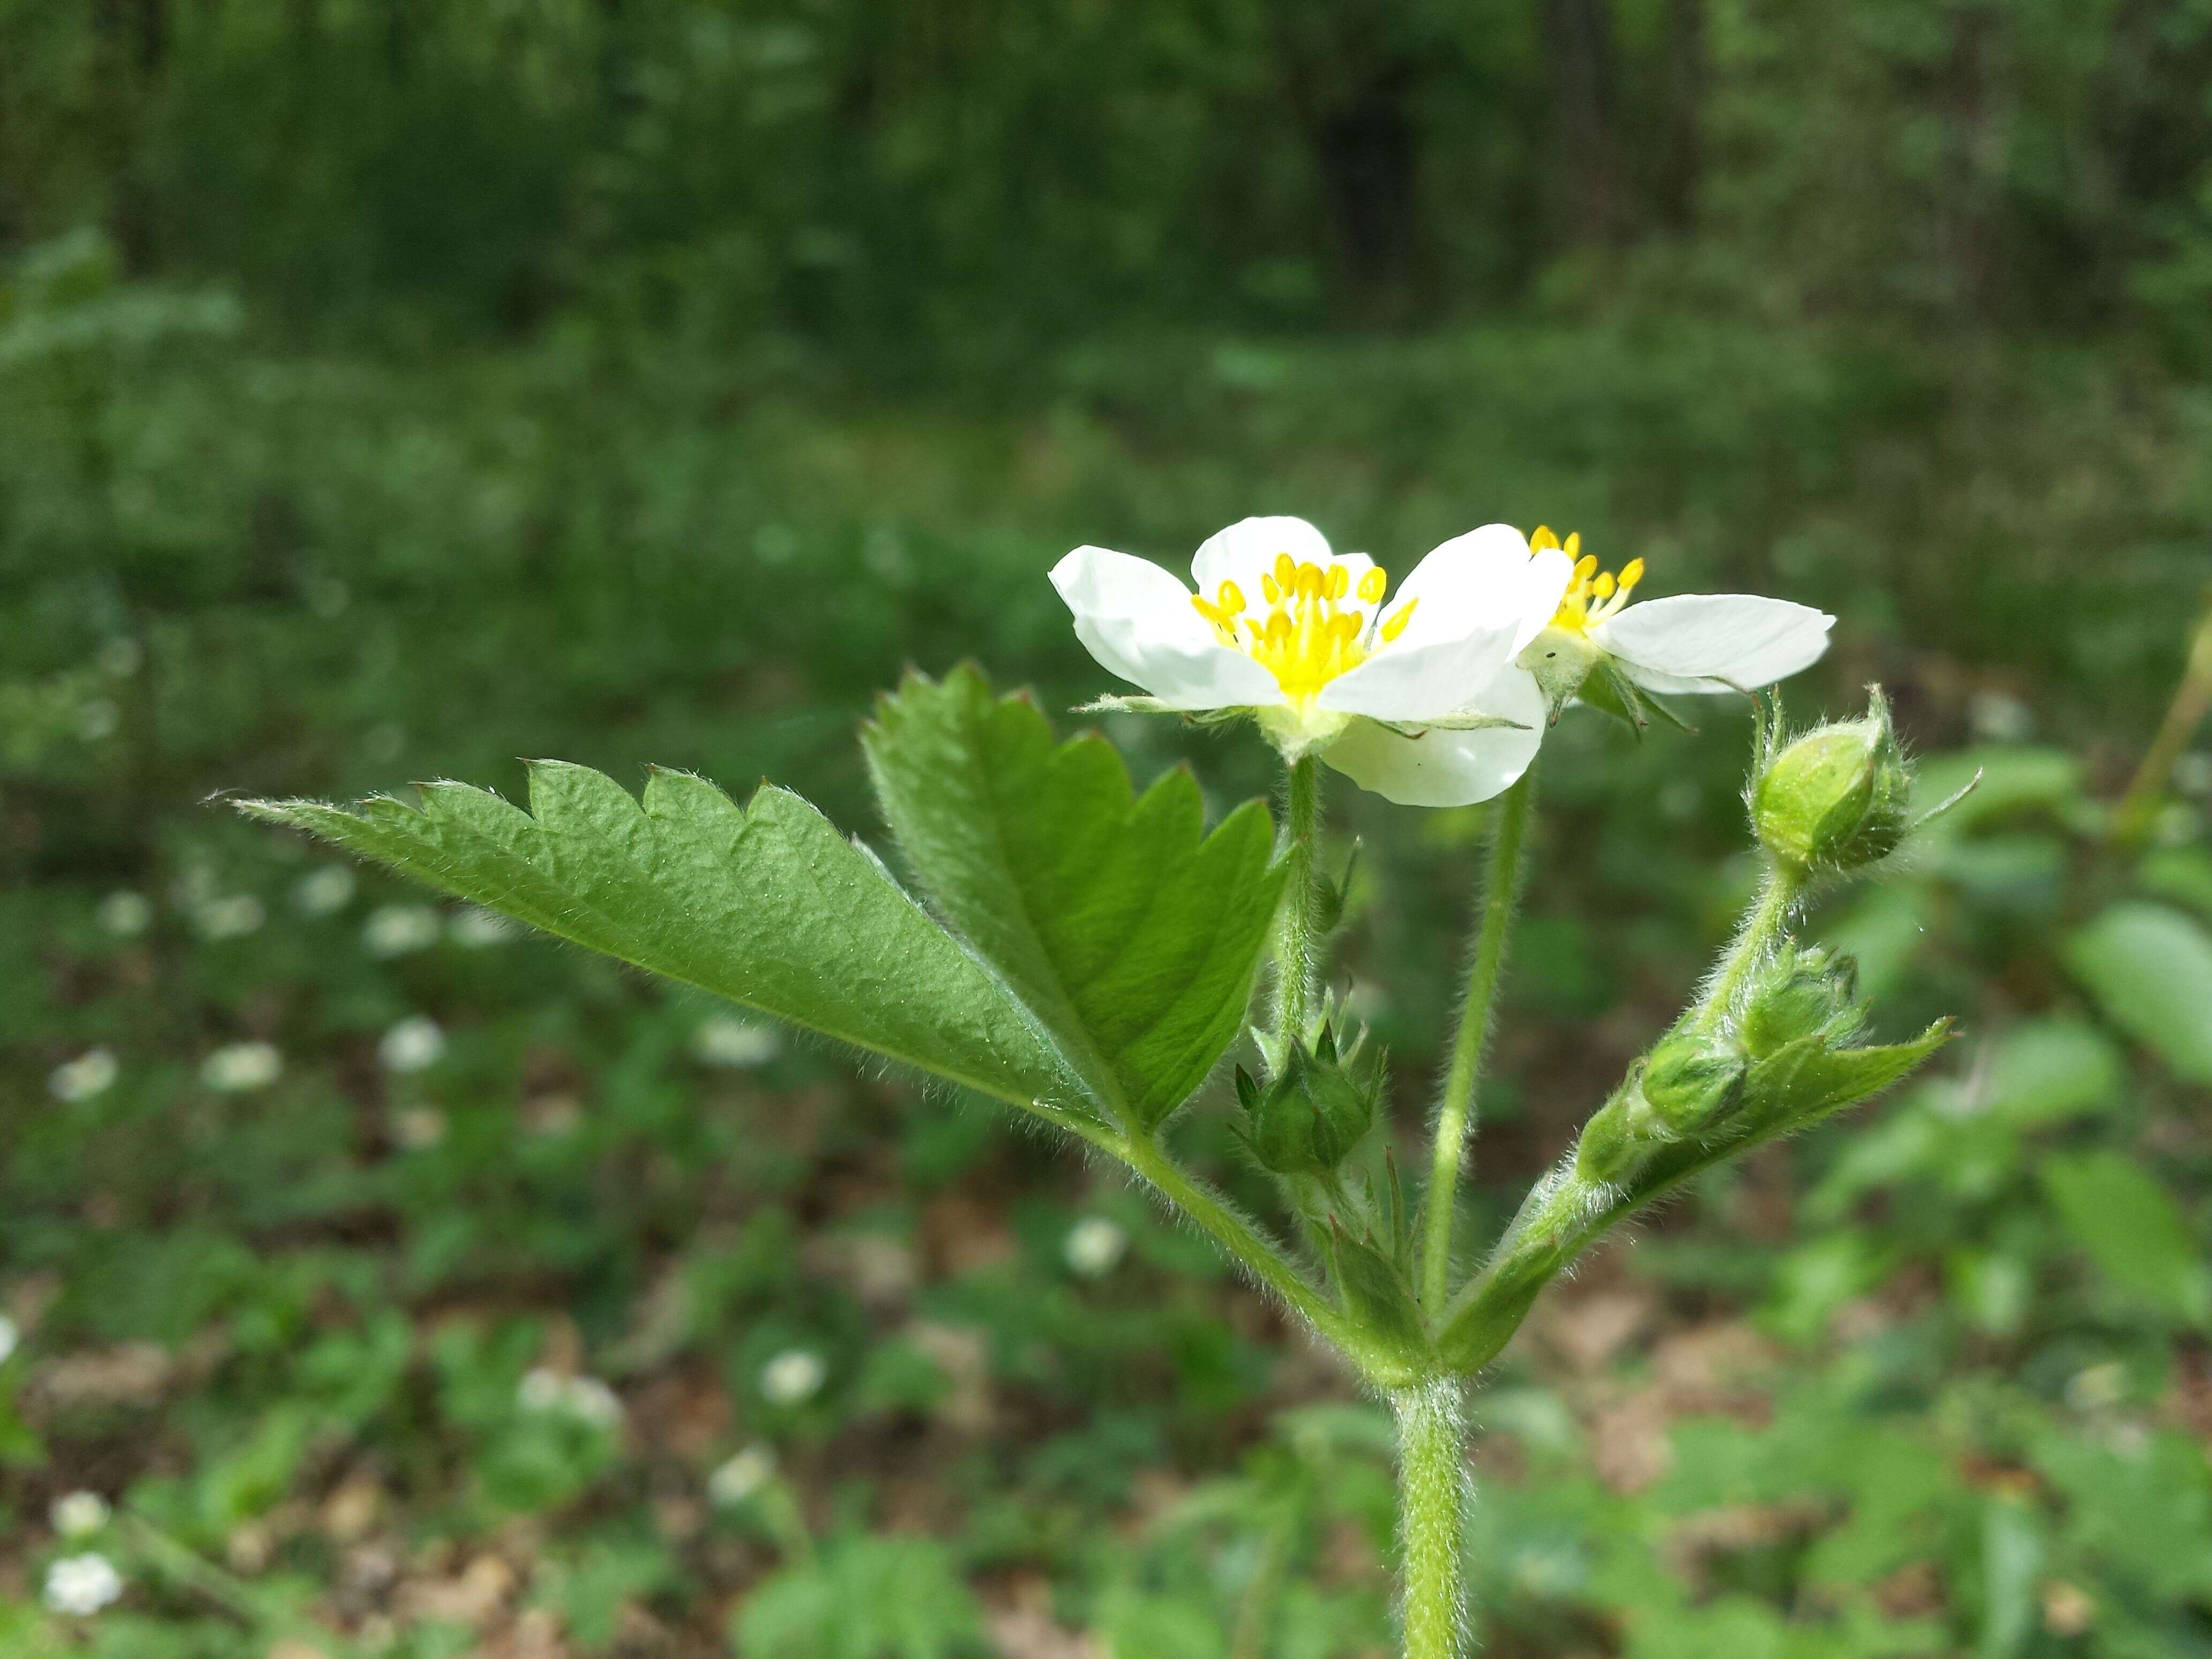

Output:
xmin=1235 ymin=1026 xmax=1380 ymax=1176
xmin=1741 ymin=946 xmax=1861 ymax=1059
xmin=1753 ymin=689 xmax=1912 ymax=874
xmin=1640 ymin=1028 xmax=1747 ymax=1134
xmin=1574 ymin=1090 xmax=1645 ymax=1185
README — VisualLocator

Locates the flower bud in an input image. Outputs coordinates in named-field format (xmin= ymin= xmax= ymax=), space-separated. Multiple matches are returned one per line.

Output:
xmin=1639 ymin=1028 xmax=1747 ymax=1134
xmin=1235 ymin=1025 xmax=1379 ymax=1176
xmin=1740 ymin=946 xmax=1860 ymax=1059
xmin=1753 ymin=689 xmax=1911 ymax=875
xmin=1573 ymin=1090 xmax=1645 ymax=1185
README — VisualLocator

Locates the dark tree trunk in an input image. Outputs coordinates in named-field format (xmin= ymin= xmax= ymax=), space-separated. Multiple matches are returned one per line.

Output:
xmin=1660 ymin=0 xmax=1705 ymax=230
xmin=1314 ymin=63 xmax=1422 ymax=318
xmin=1541 ymin=0 xmax=1625 ymax=246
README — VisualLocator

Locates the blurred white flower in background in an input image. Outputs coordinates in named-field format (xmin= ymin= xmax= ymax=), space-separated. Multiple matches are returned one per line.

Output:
xmin=193 ymin=894 xmax=266 ymax=940
xmin=1064 ymin=1216 xmax=1128 ymax=1278
xmin=97 ymin=891 xmax=153 ymax=937
xmin=449 ymin=907 xmax=518 ymax=947
xmin=0 ymin=1314 xmax=17 ymax=1365
xmin=758 ymin=1349 xmax=826 ymax=1406
xmin=50 ymin=1492 xmax=110 ymax=1537
xmin=379 ymin=1017 xmax=446 ymax=1074
xmin=363 ymin=904 xmax=442 ymax=958
xmin=201 ymin=1042 xmax=282 ymax=1093
xmin=391 ymin=1108 xmax=447 ymax=1150
xmin=44 ymin=1553 xmax=123 ymax=1616
xmin=518 ymin=1368 xmax=624 ymax=1428
xmin=292 ymin=865 xmax=357 ymax=917
xmin=692 ymin=1015 xmax=781 ymax=1069
xmin=707 ymin=1445 xmax=776 ymax=1507
xmin=1969 ymin=690 xmax=2035 ymax=744
xmin=49 ymin=1050 xmax=118 ymax=1104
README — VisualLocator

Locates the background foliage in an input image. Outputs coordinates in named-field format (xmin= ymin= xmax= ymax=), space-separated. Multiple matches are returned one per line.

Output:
xmin=4 ymin=1 xmax=2212 ymax=1655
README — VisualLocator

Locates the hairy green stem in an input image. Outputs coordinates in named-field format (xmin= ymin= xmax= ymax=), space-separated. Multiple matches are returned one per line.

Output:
xmin=1273 ymin=756 xmax=1325 ymax=1047
xmin=1692 ymin=863 xmax=1798 ymax=1034
xmin=1394 ymin=1378 xmax=1471 ymax=1659
xmin=1419 ymin=767 xmax=1536 ymax=1312
xmin=1110 ymin=1128 xmax=1365 ymax=1357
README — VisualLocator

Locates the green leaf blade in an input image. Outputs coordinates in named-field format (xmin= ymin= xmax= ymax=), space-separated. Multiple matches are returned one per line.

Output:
xmin=238 ymin=774 xmax=1088 ymax=1120
xmin=863 ymin=666 xmax=1284 ymax=1130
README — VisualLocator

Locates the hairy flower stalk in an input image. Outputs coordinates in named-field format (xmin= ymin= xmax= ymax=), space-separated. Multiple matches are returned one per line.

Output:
xmin=244 ymin=515 xmax=1940 ymax=1659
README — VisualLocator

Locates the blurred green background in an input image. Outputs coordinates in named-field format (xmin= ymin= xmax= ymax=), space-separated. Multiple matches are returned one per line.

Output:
xmin=5 ymin=2 xmax=2212 ymax=1655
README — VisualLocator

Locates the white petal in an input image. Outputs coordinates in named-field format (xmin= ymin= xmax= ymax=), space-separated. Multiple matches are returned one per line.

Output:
xmin=1050 ymin=547 xmax=1284 ymax=708
xmin=1515 ymin=547 xmax=1576 ymax=655
xmin=1190 ymin=516 xmax=1333 ymax=600
xmin=1376 ymin=524 xmax=1534 ymax=649
xmin=1316 ymin=618 xmax=1520 ymax=722
xmin=1320 ymin=668 xmax=1546 ymax=806
xmin=1593 ymin=594 xmax=1835 ymax=694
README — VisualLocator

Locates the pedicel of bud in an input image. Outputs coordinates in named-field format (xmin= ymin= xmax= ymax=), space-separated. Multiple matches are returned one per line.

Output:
xmin=1740 ymin=945 xmax=1862 ymax=1059
xmin=1753 ymin=687 xmax=1912 ymax=875
xmin=1234 ymin=1022 xmax=1380 ymax=1176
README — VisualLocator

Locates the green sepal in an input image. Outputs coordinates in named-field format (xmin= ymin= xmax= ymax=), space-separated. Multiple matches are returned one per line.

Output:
xmin=864 ymin=665 xmax=1285 ymax=1132
xmin=1326 ymin=1219 xmax=1428 ymax=1366
xmin=1578 ymin=659 xmax=1694 ymax=739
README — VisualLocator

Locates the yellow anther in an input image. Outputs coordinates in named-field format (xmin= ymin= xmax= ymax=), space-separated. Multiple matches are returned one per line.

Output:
xmin=1380 ymin=599 xmax=1418 ymax=643
xmin=1531 ymin=526 xmax=1560 ymax=551
xmin=1262 ymin=572 xmax=1281 ymax=604
xmin=1325 ymin=564 xmax=1348 ymax=600
xmin=1564 ymin=532 xmax=1581 ymax=559
xmin=1592 ymin=572 xmax=1616 ymax=600
xmin=1274 ymin=552 xmax=1297 ymax=593
xmin=1574 ymin=554 xmax=1598 ymax=582
xmin=1357 ymin=566 xmax=1386 ymax=603
xmin=1218 ymin=580 xmax=1246 ymax=613
xmin=1619 ymin=558 xmax=1645 ymax=589
xmin=1265 ymin=610 xmax=1294 ymax=647
xmin=1295 ymin=562 xmax=1324 ymax=601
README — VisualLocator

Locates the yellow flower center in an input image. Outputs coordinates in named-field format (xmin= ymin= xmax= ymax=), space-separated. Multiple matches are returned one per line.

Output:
xmin=1192 ymin=552 xmax=1418 ymax=706
xmin=1535 ymin=526 xmax=1643 ymax=634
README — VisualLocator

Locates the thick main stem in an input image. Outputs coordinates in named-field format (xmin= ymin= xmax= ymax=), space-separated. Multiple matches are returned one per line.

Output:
xmin=1273 ymin=756 xmax=1326 ymax=1045
xmin=1394 ymin=1378 xmax=1471 ymax=1659
xmin=1419 ymin=768 xmax=1536 ymax=1312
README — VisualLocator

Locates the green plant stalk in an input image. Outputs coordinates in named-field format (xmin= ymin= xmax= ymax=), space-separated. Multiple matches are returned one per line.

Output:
xmin=1109 ymin=1126 xmax=1376 ymax=1363
xmin=1419 ymin=767 xmax=1536 ymax=1312
xmin=1393 ymin=1378 xmax=1470 ymax=1659
xmin=1691 ymin=863 xmax=1799 ymax=1034
xmin=1273 ymin=756 xmax=1325 ymax=1047
xmin=2113 ymin=594 xmax=2212 ymax=847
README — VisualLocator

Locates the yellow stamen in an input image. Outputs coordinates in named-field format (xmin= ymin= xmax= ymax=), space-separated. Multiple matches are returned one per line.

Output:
xmin=1531 ymin=526 xmax=1561 ymax=552
xmin=1542 ymin=530 xmax=1648 ymax=635
xmin=1194 ymin=549 xmax=1425 ymax=705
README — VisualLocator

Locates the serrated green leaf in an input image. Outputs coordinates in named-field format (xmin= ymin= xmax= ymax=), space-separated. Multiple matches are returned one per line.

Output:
xmin=2041 ymin=1151 xmax=2212 ymax=1328
xmin=2065 ymin=901 xmax=2212 ymax=1086
xmin=238 ymin=769 xmax=1089 ymax=1120
xmin=863 ymin=665 xmax=1283 ymax=1130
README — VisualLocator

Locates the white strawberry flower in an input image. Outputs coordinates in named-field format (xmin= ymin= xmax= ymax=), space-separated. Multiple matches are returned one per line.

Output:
xmin=1051 ymin=517 xmax=1560 ymax=806
xmin=1490 ymin=526 xmax=1835 ymax=721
